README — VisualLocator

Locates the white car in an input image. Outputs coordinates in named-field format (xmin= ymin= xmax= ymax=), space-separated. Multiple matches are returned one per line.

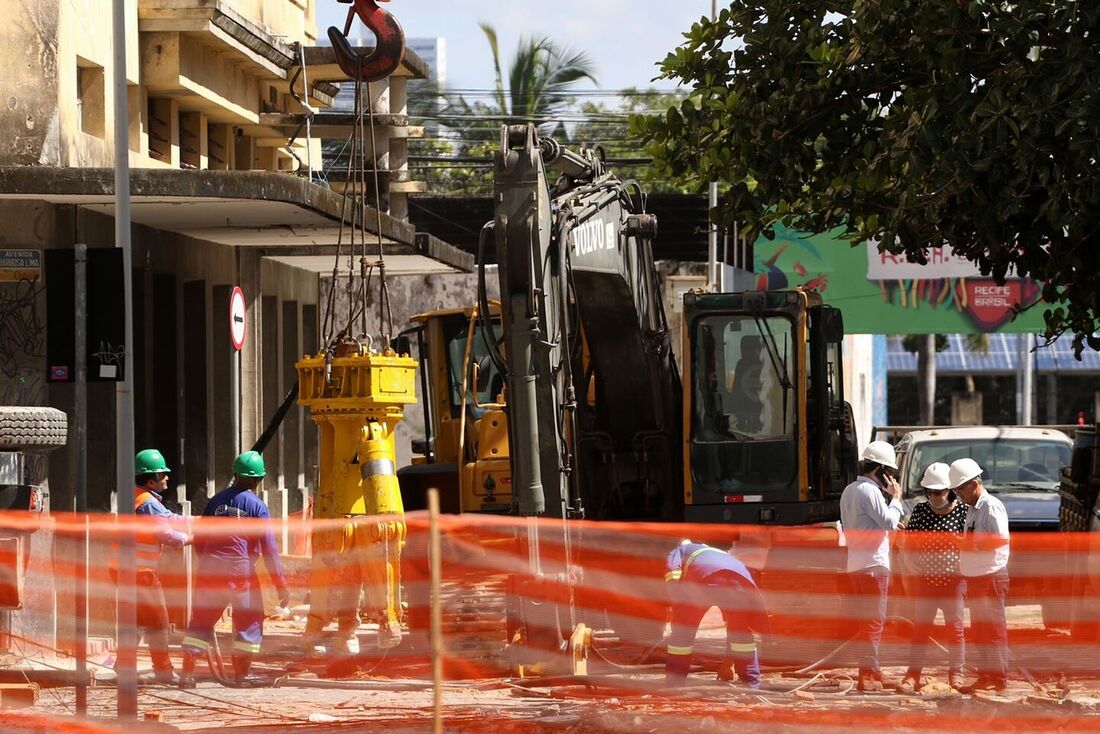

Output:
xmin=893 ymin=425 xmax=1072 ymax=525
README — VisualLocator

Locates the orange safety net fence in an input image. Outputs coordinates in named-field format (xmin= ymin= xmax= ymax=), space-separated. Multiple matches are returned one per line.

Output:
xmin=2 ymin=509 xmax=1100 ymax=730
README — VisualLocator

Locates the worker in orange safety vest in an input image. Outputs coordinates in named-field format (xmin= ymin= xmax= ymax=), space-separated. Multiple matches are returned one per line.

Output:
xmin=111 ymin=449 xmax=192 ymax=685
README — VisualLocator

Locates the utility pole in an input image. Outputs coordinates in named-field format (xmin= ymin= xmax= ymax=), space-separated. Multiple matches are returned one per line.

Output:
xmin=112 ymin=0 xmax=138 ymax=717
xmin=1018 ymin=333 xmax=1034 ymax=425
xmin=706 ymin=0 xmax=719 ymax=292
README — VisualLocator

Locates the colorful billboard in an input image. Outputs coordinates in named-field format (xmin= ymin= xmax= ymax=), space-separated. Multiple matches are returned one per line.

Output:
xmin=753 ymin=227 xmax=1047 ymax=334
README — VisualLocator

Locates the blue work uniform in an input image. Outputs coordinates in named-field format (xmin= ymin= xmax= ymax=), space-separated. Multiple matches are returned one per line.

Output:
xmin=181 ymin=485 xmax=286 ymax=658
xmin=664 ymin=543 xmax=770 ymax=686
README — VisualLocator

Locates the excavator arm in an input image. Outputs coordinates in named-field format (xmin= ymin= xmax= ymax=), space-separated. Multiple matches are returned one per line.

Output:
xmin=488 ymin=124 xmax=682 ymax=523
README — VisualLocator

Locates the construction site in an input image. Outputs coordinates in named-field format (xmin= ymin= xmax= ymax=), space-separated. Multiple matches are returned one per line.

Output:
xmin=3 ymin=0 xmax=1100 ymax=732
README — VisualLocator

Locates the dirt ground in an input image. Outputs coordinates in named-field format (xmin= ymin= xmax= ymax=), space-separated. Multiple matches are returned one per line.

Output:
xmin=21 ymin=605 xmax=1100 ymax=733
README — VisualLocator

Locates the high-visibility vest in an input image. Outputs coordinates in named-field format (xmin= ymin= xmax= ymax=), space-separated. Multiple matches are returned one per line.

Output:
xmin=110 ymin=490 xmax=165 ymax=571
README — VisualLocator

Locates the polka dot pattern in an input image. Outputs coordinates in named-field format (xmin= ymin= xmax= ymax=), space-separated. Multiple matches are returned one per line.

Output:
xmin=903 ymin=503 xmax=968 ymax=587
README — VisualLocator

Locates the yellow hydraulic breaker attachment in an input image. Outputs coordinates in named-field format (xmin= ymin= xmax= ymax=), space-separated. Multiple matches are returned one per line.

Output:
xmin=296 ymin=342 xmax=418 ymax=653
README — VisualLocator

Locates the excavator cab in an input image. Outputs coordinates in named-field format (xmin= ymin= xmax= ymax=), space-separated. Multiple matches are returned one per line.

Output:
xmin=396 ymin=304 xmax=512 ymax=515
xmin=683 ymin=289 xmax=857 ymax=525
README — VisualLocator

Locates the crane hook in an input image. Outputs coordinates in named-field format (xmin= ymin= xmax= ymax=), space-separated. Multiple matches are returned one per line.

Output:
xmin=327 ymin=0 xmax=406 ymax=83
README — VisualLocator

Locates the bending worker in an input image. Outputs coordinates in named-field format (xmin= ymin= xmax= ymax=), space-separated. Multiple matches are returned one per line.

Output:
xmin=180 ymin=451 xmax=290 ymax=688
xmin=112 ymin=449 xmax=192 ymax=685
xmin=664 ymin=540 xmax=771 ymax=687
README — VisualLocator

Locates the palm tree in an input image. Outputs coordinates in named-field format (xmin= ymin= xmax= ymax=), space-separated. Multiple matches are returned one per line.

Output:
xmin=477 ymin=23 xmax=598 ymax=137
xmin=407 ymin=26 xmax=597 ymax=193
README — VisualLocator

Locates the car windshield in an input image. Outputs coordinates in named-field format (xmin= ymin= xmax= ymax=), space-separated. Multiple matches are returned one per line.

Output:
xmin=906 ymin=438 xmax=1071 ymax=492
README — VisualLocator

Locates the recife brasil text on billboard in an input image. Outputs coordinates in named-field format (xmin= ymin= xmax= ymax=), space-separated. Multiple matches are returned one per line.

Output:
xmin=753 ymin=226 xmax=1047 ymax=335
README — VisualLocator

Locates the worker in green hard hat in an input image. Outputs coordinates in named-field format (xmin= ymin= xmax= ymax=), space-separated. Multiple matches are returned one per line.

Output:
xmin=111 ymin=448 xmax=193 ymax=686
xmin=179 ymin=451 xmax=289 ymax=688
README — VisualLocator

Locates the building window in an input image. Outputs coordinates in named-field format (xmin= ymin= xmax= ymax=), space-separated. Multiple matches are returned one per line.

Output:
xmin=77 ymin=60 xmax=105 ymax=139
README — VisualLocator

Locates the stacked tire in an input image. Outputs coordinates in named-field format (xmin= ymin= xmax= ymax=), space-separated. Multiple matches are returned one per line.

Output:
xmin=0 ymin=407 xmax=68 ymax=451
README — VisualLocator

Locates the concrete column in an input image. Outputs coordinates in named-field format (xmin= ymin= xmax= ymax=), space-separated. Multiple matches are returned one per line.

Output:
xmin=238 ymin=248 xmax=262 ymax=453
xmin=280 ymin=301 xmax=301 ymax=524
xmin=208 ymin=124 xmax=234 ymax=170
xmin=369 ymin=81 xmax=390 ymax=212
xmin=261 ymin=296 xmax=282 ymax=488
xmin=147 ymin=98 xmax=179 ymax=166
xmin=234 ymin=133 xmax=256 ymax=170
xmin=180 ymin=111 xmax=208 ymax=169
xmin=127 ymin=86 xmax=145 ymax=155
xmin=210 ymin=285 xmax=231 ymax=492
xmin=388 ymin=77 xmax=408 ymax=220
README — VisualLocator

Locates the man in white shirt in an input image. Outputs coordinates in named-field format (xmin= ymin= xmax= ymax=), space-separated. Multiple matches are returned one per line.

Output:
xmin=840 ymin=440 xmax=904 ymax=692
xmin=950 ymin=457 xmax=1010 ymax=693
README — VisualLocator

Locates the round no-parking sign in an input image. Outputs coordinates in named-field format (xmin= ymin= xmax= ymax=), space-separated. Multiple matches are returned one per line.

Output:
xmin=229 ymin=286 xmax=247 ymax=351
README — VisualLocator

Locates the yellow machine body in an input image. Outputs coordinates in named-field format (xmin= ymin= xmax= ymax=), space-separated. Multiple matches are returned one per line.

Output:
xmin=296 ymin=348 xmax=418 ymax=651
xmin=399 ymin=304 xmax=512 ymax=515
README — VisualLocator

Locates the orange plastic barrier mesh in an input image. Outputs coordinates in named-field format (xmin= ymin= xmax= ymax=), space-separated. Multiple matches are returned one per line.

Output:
xmin=3 ymin=509 xmax=1100 ymax=730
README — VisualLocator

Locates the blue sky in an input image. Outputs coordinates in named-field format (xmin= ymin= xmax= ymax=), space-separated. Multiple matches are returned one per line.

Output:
xmin=315 ymin=1 xmax=714 ymax=92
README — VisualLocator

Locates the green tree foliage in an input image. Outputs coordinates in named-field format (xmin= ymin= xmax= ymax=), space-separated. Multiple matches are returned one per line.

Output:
xmin=633 ymin=2 xmax=1100 ymax=353
xmin=474 ymin=23 xmax=597 ymax=136
xmin=569 ymin=90 xmax=695 ymax=194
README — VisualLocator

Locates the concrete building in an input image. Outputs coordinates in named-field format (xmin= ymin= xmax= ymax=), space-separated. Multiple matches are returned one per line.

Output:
xmin=0 ymin=0 xmax=467 ymax=653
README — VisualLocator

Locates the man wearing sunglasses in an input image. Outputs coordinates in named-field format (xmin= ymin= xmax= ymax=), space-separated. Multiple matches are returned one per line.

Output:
xmin=840 ymin=440 xmax=905 ymax=692
xmin=950 ymin=457 xmax=1010 ymax=693
xmin=111 ymin=449 xmax=193 ymax=685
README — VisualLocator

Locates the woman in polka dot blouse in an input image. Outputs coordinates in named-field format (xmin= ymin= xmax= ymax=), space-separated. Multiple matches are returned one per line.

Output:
xmin=898 ymin=462 xmax=968 ymax=693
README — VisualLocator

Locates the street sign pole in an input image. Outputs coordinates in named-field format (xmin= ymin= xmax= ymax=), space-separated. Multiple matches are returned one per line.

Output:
xmin=229 ymin=287 xmax=247 ymax=455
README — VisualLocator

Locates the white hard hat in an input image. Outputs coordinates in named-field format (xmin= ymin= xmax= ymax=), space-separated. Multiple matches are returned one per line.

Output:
xmin=919 ymin=462 xmax=951 ymax=491
xmin=948 ymin=458 xmax=983 ymax=489
xmin=861 ymin=440 xmax=898 ymax=470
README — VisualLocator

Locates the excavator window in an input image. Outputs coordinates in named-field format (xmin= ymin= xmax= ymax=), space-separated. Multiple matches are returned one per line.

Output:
xmin=690 ymin=314 xmax=798 ymax=495
xmin=443 ymin=318 xmax=505 ymax=418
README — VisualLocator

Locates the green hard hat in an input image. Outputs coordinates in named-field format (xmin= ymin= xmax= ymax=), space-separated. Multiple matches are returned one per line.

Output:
xmin=232 ymin=450 xmax=266 ymax=478
xmin=135 ymin=449 xmax=170 ymax=475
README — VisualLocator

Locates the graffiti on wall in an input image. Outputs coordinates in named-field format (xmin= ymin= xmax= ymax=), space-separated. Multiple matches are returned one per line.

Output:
xmin=0 ymin=277 xmax=45 ymax=403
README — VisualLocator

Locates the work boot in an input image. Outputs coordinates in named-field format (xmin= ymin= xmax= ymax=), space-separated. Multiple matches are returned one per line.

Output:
xmin=232 ymin=655 xmax=266 ymax=688
xmin=875 ymin=670 xmax=901 ymax=691
xmin=377 ymin=620 xmax=403 ymax=650
xmin=897 ymin=674 xmax=920 ymax=695
xmin=961 ymin=676 xmax=1007 ymax=694
xmin=178 ymin=653 xmax=197 ymax=690
xmin=948 ymin=672 xmax=963 ymax=690
xmin=153 ymin=667 xmax=180 ymax=686
xmin=857 ymin=670 xmax=883 ymax=692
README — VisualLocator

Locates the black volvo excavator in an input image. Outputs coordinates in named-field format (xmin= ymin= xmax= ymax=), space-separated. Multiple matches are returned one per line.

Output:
xmin=397 ymin=123 xmax=858 ymax=671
